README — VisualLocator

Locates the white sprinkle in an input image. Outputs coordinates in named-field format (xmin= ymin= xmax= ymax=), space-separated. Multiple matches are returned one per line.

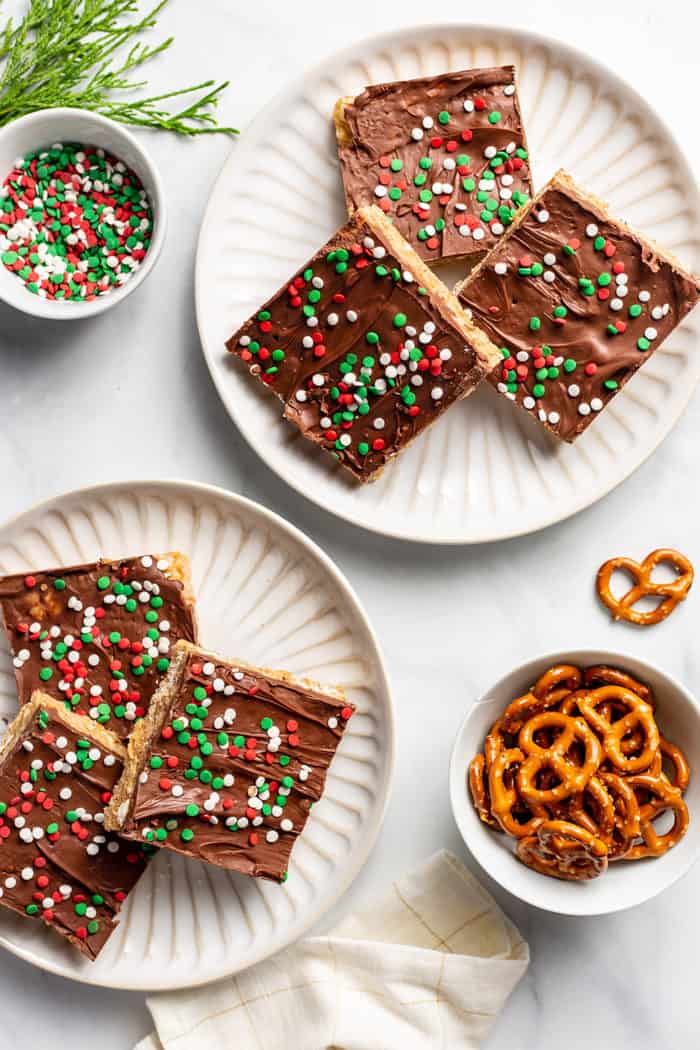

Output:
xmin=431 ymin=387 xmax=444 ymax=401
xmin=523 ymin=396 xmax=536 ymax=410
xmin=543 ymin=271 xmax=556 ymax=283
xmin=644 ymin=327 xmax=658 ymax=340
xmin=585 ymin=223 xmax=599 ymax=237
xmin=610 ymin=298 xmax=623 ymax=311
xmin=639 ymin=290 xmax=651 ymax=302
xmin=422 ymin=115 xmax=433 ymax=129
xmin=568 ymin=384 xmax=580 ymax=397
xmin=543 ymin=253 xmax=556 ymax=266
xmin=295 ymin=389 xmax=307 ymax=403
xmin=411 ymin=128 xmax=423 ymax=141
xmin=578 ymin=403 xmax=591 ymax=416
xmin=548 ymin=412 xmax=560 ymax=425
xmin=591 ymin=398 xmax=604 ymax=411
xmin=346 ymin=310 xmax=358 ymax=323
xmin=374 ymin=185 xmax=387 ymax=198
xmin=536 ymin=209 xmax=550 ymax=224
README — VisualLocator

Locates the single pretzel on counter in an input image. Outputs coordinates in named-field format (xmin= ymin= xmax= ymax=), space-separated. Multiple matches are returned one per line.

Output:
xmin=467 ymin=662 xmax=691 ymax=882
xmin=516 ymin=820 xmax=609 ymax=881
xmin=596 ymin=549 xmax=694 ymax=627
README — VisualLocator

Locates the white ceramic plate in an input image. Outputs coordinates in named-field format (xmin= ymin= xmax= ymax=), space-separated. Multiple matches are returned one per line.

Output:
xmin=449 ymin=650 xmax=700 ymax=915
xmin=196 ymin=25 xmax=700 ymax=543
xmin=0 ymin=480 xmax=394 ymax=989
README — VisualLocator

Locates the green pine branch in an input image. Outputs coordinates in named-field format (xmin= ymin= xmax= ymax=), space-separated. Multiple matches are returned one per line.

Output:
xmin=0 ymin=0 xmax=237 ymax=135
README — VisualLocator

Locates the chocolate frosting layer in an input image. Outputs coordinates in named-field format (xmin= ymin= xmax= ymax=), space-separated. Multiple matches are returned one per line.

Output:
xmin=226 ymin=213 xmax=491 ymax=481
xmin=459 ymin=178 xmax=700 ymax=440
xmin=0 ymin=554 xmax=197 ymax=739
xmin=336 ymin=66 xmax=532 ymax=265
xmin=0 ymin=704 xmax=148 ymax=960
xmin=125 ymin=649 xmax=353 ymax=882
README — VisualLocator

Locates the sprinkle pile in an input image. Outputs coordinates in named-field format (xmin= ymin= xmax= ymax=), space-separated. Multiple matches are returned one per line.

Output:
xmin=0 ymin=142 xmax=153 ymax=301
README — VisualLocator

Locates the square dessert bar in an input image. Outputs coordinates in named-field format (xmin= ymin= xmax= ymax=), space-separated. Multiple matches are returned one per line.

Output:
xmin=226 ymin=205 xmax=501 ymax=482
xmin=457 ymin=171 xmax=700 ymax=441
xmin=0 ymin=693 xmax=150 ymax=960
xmin=0 ymin=553 xmax=198 ymax=740
xmin=106 ymin=641 xmax=354 ymax=882
xmin=334 ymin=65 xmax=532 ymax=266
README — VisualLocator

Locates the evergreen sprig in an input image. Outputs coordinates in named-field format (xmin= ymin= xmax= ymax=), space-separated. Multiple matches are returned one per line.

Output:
xmin=0 ymin=0 xmax=237 ymax=135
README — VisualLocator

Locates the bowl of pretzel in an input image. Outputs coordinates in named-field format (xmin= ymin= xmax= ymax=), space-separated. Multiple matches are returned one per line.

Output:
xmin=449 ymin=650 xmax=700 ymax=915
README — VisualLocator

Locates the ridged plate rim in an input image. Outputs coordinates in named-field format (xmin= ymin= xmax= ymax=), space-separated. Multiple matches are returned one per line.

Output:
xmin=195 ymin=23 xmax=700 ymax=544
xmin=0 ymin=479 xmax=396 ymax=990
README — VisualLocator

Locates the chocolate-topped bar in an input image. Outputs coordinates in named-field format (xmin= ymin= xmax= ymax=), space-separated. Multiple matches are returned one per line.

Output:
xmin=106 ymin=641 xmax=354 ymax=882
xmin=334 ymin=66 xmax=532 ymax=267
xmin=0 ymin=693 xmax=150 ymax=960
xmin=0 ymin=553 xmax=197 ymax=740
xmin=226 ymin=204 xmax=501 ymax=482
xmin=457 ymin=171 xmax=700 ymax=441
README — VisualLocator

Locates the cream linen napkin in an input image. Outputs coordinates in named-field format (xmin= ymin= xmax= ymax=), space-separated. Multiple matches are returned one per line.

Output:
xmin=136 ymin=850 xmax=529 ymax=1050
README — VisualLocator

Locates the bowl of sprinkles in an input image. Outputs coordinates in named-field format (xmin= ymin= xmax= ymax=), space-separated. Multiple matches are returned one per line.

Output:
xmin=0 ymin=107 xmax=165 ymax=318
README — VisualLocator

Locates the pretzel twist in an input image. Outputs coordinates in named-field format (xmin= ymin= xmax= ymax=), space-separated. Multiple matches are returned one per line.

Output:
xmin=625 ymin=775 xmax=689 ymax=859
xmin=468 ymin=753 xmax=501 ymax=830
xmin=488 ymin=748 xmax=548 ymax=837
xmin=596 ymin=549 xmax=694 ymax=627
xmin=577 ymin=687 xmax=659 ymax=774
xmin=517 ymin=712 xmax=602 ymax=805
xmin=516 ymin=819 xmax=609 ymax=881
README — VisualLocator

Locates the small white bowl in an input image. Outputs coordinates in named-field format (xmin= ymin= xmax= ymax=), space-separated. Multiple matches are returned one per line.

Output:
xmin=0 ymin=108 xmax=166 ymax=319
xmin=450 ymin=649 xmax=700 ymax=916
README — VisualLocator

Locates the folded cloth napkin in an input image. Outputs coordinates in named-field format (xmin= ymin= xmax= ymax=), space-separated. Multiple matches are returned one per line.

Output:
xmin=136 ymin=849 xmax=528 ymax=1050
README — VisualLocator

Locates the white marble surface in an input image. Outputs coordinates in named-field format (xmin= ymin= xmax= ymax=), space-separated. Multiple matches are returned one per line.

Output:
xmin=0 ymin=1 xmax=699 ymax=1046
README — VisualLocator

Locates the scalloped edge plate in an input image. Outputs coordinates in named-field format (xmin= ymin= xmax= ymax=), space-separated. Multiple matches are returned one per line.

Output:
xmin=0 ymin=480 xmax=395 ymax=989
xmin=196 ymin=24 xmax=700 ymax=543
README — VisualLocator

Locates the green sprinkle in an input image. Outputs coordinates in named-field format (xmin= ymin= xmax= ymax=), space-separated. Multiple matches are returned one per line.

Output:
xmin=437 ymin=110 xmax=450 ymax=124
xmin=529 ymin=317 xmax=541 ymax=331
xmin=96 ymin=575 xmax=111 ymax=590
